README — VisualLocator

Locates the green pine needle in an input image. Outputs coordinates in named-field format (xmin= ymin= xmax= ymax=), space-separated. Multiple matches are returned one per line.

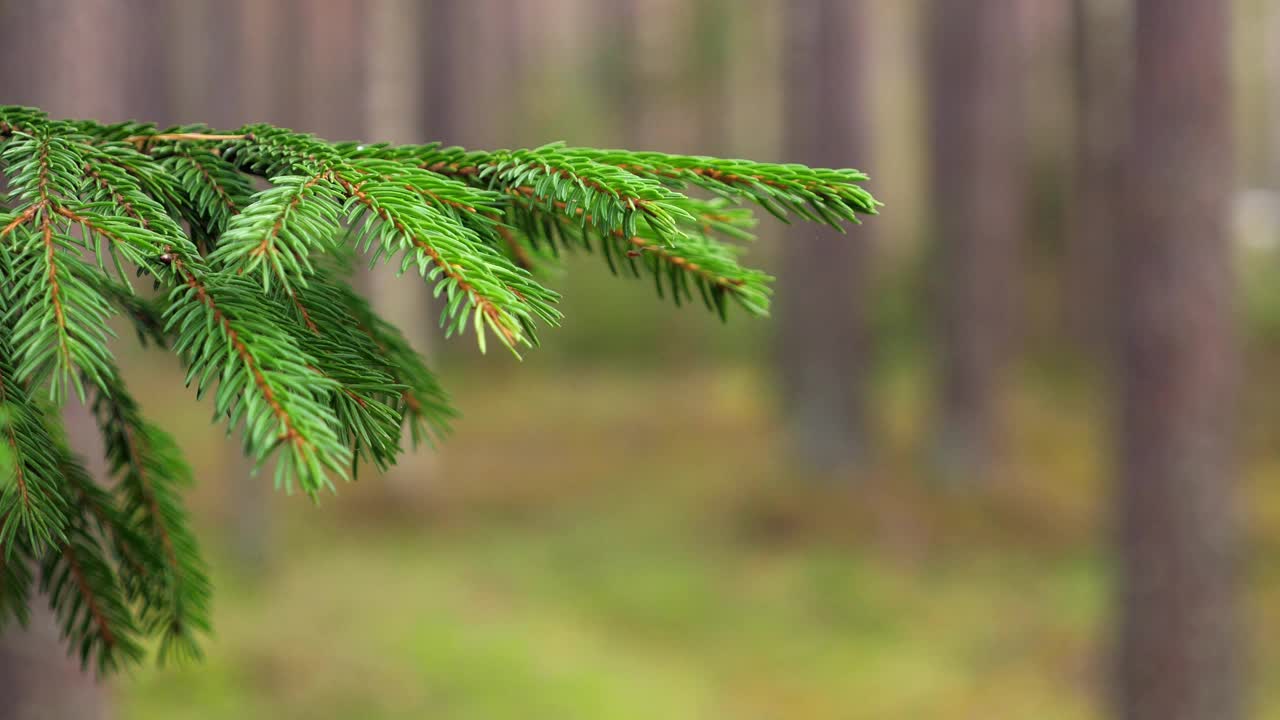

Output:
xmin=0 ymin=104 xmax=878 ymax=672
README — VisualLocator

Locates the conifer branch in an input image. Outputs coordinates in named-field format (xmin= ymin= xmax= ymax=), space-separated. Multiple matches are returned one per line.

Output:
xmin=0 ymin=204 xmax=37 ymax=238
xmin=165 ymin=262 xmax=350 ymax=494
xmin=0 ymin=536 xmax=33 ymax=629
xmin=1 ymin=133 xmax=120 ymax=401
xmin=0 ymin=334 xmax=70 ymax=551
xmin=92 ymin=376 xmax=210 ymax=663
xmin=397 ymin=143 xmax=700 ymax=245
xmin=509 ymin=191 xmax=771 ymax=317
xmin=562 ymin=147 xmax=881 ymax=227
xmin=282 ymin=279 xmax=405 ymax=470
xmin=159 ymin=145 xmax=255 ymax=245
xmin=218 ymin=127 xmax=561 ymax=353
xmin=41 ymin=522 xmax=144 ymax=674
xmin=207 ymin=169 xmax=345 ymax=291
xmin=80 ymin=141 xmax=190 ymax=245
xmin=0 ymin=105 xmax=878 ymax=671
xmin=330 ymin=279 xmax=454 ymax=446
xmin=30 ymin=416 xmax=145 ymax=674
xmin=124 ymin=132 xmax=250 ymax=149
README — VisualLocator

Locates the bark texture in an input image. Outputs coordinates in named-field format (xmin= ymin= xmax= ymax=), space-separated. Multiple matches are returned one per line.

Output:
xmin=1068 ymin=0 xmax=1129 ymax=357
xmin=1117 ymin=1 xmax=1240 ymax=717
xmin=927 ymin=0 xmax=1026 ymax=479
xmin=777 ymin=0 xmax=874 ymax=474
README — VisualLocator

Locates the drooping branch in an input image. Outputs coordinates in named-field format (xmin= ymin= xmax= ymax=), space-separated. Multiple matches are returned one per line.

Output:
xmin=124 ymin=131 xmax=251 ymax=150
xmin=0 ymin=105 xmax=878 ymax=674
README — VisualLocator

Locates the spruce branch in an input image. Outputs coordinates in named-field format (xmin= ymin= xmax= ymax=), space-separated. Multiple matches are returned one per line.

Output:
xmin=40 ymin=490 xmax=145 ymax=674
xmin=0 ymin=535 xmax=33 ymax=629
xmin=377 ymin=142 xmax=701 ymax=245
xmin=158 ymin=144 xmax=255 ymax=244
xmin=164 ymin=265 xmax=351 ymax=495
xmin=340 ymin=174 xmax=560 ymax=353
xmin=207 ymin=169 xmax=347 ymax=291
xmin=0 ymin=105 xmax=878 ymax=672
xmin=1 ymin=132 xmax=120 ymax=401
xmin=124 ymin=132 xmax=250 ymax=150
xmin=92 ymin=376 xmax=211 ymax=664
xmin=28 ymin=412 xmax=146 ymax=674
xmin=0 ymin=333 xmax=71 ymax=552
xmin=79 ymin=140 xmax=190 ymax=246
xmin=328 ymin=277 xmax=454 ymax=447
xmin=212 ymin=127 xmax=562 ymax=353
xmin=277 ymin=276 xmax=406 ymax=471
xmin=509 ymin=190 xmax=771 ymax=317
xmin=562 ymin=147 xmax=881 ymax=227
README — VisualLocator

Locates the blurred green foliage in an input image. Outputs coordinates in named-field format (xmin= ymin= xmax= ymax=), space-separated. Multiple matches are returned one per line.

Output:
xmin=108 ymin=365 xmax=1280 ymax=719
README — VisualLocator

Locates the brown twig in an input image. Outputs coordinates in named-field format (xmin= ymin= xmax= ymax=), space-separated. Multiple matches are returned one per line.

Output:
xmin=124 ymin=132 xmax=250 ymax=151
xmin=493 ymin=222 xmax=535 ymax=271
xmin=0 ymin=203 xmax=40 ymax=239
xmin=62 ymin=544 xmax=117 ymax=651
xmin=172 ymin=260 xmax=307 ymax=449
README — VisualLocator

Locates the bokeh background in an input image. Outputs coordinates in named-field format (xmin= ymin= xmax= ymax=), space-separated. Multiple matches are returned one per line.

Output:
xmin=0 ymin=0 xmax=1274 ymax=718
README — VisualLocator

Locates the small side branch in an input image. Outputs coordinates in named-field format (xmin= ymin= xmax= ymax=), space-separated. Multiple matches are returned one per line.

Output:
xmin=125 ymin=132 xmax=251 ymax=151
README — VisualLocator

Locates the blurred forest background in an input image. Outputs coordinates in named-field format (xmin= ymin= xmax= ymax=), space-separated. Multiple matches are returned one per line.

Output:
xmin=0 ymin=0 xmax=1274 ymax=718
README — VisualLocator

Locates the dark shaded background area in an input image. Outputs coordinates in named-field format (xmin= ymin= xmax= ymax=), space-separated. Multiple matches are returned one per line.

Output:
xmin=0 ymin=1 xmax=1276 ymax=718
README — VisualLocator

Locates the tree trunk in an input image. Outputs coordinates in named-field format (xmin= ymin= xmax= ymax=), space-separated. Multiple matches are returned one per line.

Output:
xmin=1116 ymin=1 xmax=1239 ymax=718
xmin=416 ymin=0 xmax=467 ymax=353
xmin=362 ymin=0 xmax=445 ymax=511
xmin=596 ymin=0 xmax=645 ymax=147
xmin=496 ymin=2 xmax=527 ymax=143
xmin=177 ymin=0 xmax=242 ymax=128
xmin=224 ymin=0 xmax=300 ymax=571
xmin=124 ymin=0 xmax=175 ymax=126
xmin=690 ymin=0 xmax=731 ymax=156
xmin=1067 ymin=0 xmax=1129 ymax=358
xmin=1271 ymin=0 xmax=1280 ymax=192
xmin=423 ymin=0 xmax=464 ymax=145
xmin=301 ymin=0 xmax=366 ymax=141
xmin=776 ymin=0 xmax=874 ymax=475
xmin=927 ymin=0 xmax=1026 ymax=480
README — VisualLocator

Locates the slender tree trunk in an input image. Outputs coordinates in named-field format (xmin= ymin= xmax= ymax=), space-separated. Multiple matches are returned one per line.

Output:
xmin=177 ymin=0 xmax=242 ymax=129
xmin=1271 ymin=0 xmax=1280 ymax=193
xmin=225 ymin=0 xmax=284 ymax=570
xmin=1067 ymin=0 xmax=1129 ymax=358
xmin=690 ymin=0 xmax=731 ymax=156
xmin=423 ymin=0 xmax=464 ymax=145
xmin=239 ymin=0 xmax=289 ymax=127
xmin=776 ymin=0 xmax=874 ymax=475
xmin=927 ymin=0 xmax=1026 ymax=480
xmin=417 ymin=0 xmax=467 ymax=354
xmin=301 ymin=0 xmax=366 ymax=141
xmin=124 ymin=0 xmax=175 ymax=126
xmin=490 ymin=0 xmax=528 ymax=147
xmin=364 ymin=0 xmax=445 ymax=510
xmin=1116 ymin=1 xmax=1239 ymax=718
xmin=250 ymin=0 xmax=307 ymax=130
xmin=596 ymin=0 xmax=645 ymax=147
xmin=367 ymin=0 xmax=422 ymax=147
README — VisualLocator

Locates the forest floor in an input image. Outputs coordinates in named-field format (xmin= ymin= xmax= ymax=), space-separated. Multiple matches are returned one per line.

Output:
xmin=114 ymin=366 xmax=1280 ymax=720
